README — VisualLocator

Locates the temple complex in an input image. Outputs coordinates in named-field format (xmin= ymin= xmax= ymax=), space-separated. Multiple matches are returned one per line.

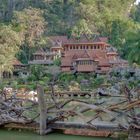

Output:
xmin=5 ymin=35 xmax=128 ymax=78
xmin=50 ymin=35 xmax=128 ymax=73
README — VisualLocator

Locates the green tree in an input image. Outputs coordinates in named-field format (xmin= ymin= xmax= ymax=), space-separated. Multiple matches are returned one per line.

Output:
xmin=124 ymin=30 xmax=140 ymax=65
xmin=71 ymin=19 xmax=92 ymax=38
xmin=0 ymin=25 xmax=21 ymax=80
xmin=29 ymin=65 xmax=45 ymax=81
xmin=73 ymin=0 xmax=135 ymax=36
xmin=13 ymin=7 xmax=46 ymax=63
xmin=110 ymin=19 xmax=137 ymax=49
xmin=44 ymin=0 xmax=76 ymax=35
xmin=131 ymin=3 xmax=140 ymax=23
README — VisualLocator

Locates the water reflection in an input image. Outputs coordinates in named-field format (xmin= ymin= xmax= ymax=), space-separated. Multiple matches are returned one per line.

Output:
xmin=0 ymin=130 xmax=114 ymax=140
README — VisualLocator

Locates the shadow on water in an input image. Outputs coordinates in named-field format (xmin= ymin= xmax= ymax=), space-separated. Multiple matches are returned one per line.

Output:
xmin=0 ymin=130 xmax=115 ymax=140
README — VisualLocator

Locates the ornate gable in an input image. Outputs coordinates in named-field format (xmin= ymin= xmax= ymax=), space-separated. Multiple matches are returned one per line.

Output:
xmin=81 ymin=50 xmax=91 ymax=59
xmin=72 ymin=53 xmax=78 ymax=60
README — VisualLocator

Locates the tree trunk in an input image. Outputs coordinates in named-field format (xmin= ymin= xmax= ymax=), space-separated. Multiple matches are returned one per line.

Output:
xmin=37 ymin=85 xmax=47 ymax=135
xmin=0 ymin=70 xmax=3 ymax=85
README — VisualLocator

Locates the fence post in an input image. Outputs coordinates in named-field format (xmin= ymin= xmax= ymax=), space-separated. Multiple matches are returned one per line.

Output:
xmin=37 ymin=84 xmax=47 ymax=135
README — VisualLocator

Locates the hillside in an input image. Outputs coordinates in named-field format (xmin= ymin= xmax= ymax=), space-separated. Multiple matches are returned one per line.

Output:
xmin=0 ymin=0 xmax=140 ymax=78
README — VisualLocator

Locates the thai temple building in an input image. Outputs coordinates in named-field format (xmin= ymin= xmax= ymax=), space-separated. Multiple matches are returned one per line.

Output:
xmin=50 ymin=35 xmax=128 ymax=74
xmin=49 ymin=36 xmax=64 ymax=60
xmin=8 ymin=35 xmax=128 ymax=77
xmin=28 ymin=49 xmax=54 ymax=65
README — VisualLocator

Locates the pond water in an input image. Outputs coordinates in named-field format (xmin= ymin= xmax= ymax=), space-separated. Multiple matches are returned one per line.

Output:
xmin=0 ymin=130 xmax=115 ymax=140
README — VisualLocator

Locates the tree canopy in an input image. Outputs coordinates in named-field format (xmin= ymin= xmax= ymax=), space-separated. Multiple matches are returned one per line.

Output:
xmin=0 ymin=25 xmax=21 ymax=77
xmin=0 ymin=0 xmax=140 ymax=66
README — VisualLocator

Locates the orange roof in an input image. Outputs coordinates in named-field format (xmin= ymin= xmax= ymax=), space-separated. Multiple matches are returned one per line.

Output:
xmin=77 ymin=65 xmax=95 ymax=72
xmin=50 ymin=35 xmax=109 ymax=45
xmin=98 ymin=37 xmax=108 ymax=42
xmin=98 ymin=58 xmax=110 ymax=66
xmin=64 ymin=50 xmax=107 ymax=59
xmin=61 ymin=50 xmax=109 ymax=67
xmin=61 ymin=57 xmax=72 ymax=66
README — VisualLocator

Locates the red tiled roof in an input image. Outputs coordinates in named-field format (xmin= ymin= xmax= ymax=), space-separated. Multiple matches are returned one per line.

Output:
xmin=61 ymin=57 xmax=72 ymax=66
xmin=61 ymin=50 xmax=110 ymax=67
xmin=53 ymin=35 xmax=128 ymax=72
xmin=64 ymin=50 xmax=107 ymax=59
xmin=99 ymin=37 xmax=108 ymax=42
xmin=98 ymin=58 xmax=110 ymax=66
xmin=50 ymin=36 xmax=68 ymax=42
xmin=49 ymin=36 xmax=109 ymax=45
xmin=77 ymin=65 xmax=96 ymax=72
xmin=33 ymin=50 xmax=47 ymax=55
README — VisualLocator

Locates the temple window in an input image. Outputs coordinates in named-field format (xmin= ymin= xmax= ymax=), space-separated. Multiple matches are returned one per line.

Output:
xmin=83 ymin=61 xmax=85 ymax=65
xmin=94 ymin=46 xmax=96 ymax=49
xmin=70 ymin=46 xmax=72 ymax=49
xmin=76 ymin=46 xmax=78 ymax=49
xmin=98 ymin=45 xmax=100 ymax=49
xmin=113 ymin=56 xmax=116 ymax=60
xmin=84 ymin=61 xmax=86 ymax=65
xmin=78 ymin=61 xmax=79 ymax=65
xmin=89 ymin=61 xmax=92 ymax=65
xmin=97 ymin=67 xmax=101 ymax=70
xmin=80 ymin=46 xmax=82 ymax=49
xmin=91 ymin=46 xmax=93 ymax=49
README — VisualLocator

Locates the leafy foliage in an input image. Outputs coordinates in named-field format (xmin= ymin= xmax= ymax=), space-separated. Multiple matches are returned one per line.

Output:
xmin=0 ymin=25 xmax=21 ymax=78
xmin=12 ymin=7 xmax=46 ymax=63
xmin=123 ymin=30 xmax=140 ymax=65
xmin=0 ymin=0 xmax=140 ymax=72
xmin=13 ymin=7 xmax=46 ymax=47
